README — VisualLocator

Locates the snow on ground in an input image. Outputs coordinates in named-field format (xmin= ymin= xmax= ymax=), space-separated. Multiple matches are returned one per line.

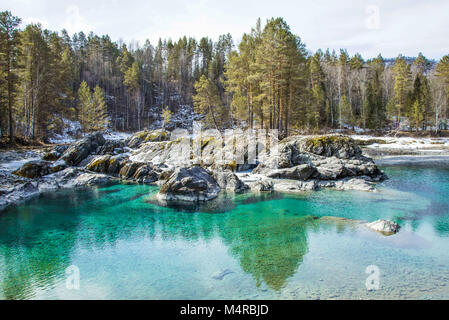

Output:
xmin=50 ymin=130 xmax=132 ymax=144
xmin=351 ymin=135 xmax=449 ymax=153
xmin=103 ymin=131 xmax=132 ymax=141
xmin=48 ymin=119 xmax=82 ymax=144
xmin=48 ymin=134 xmax=76 ymax=144
xmin=0 ymin=150 xmax=43 ymax=171
xmin=376 ymin=155 xmax=449 ymax=166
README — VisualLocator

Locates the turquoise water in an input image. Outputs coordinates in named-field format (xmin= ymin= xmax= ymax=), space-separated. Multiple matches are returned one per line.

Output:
xmin=1 ymin=164 xmax=449 ymax=300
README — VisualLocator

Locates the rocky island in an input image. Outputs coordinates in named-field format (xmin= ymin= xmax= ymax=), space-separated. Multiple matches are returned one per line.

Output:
xmin=1 ymin=130 xmax=386 ymax=210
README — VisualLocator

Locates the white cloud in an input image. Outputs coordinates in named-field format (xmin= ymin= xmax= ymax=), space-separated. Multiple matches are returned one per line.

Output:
xmin=2 ymin=0 xmax=448 ymax=59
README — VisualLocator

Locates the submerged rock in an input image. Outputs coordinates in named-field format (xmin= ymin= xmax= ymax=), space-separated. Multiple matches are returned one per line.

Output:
xmin=158 ymin=166 xmax=220 ymax=202
xmin=365 ymin=220 xmax=401 ymax=235
xmin=212 ymin=269 xmax=235 ymax=280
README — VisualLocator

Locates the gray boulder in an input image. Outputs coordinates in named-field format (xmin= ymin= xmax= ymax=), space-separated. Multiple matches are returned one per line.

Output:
xmin=61 ymin=132 xmax=106 ymax=166
xmin=85 ymin=155 xmax=112 ymax=174
xmin=13 ymin=160 xmax=66 ymax=178
xmin=127 ymin=129 xmax=170 ymax=149
xmin=296 ymin=135 xmax=362 ymax=159
xmin=265 ymin=164 xmax=316 ymax=181
xmin=131 ymin=164 xmax=159 ymax=184
xmin=43 ymin=145 xmax=69 ymax=161
xmin=158 ymin=166 xmax=220 ymax=202
xmin=96 ymin=139 xmax=126 ymax=155
xmin=212 ymin=171 xmax=248 ymax=193
xmin=365 ymin=220 xmax=401 ymax=235
xmin=247 ymin=179 xmax=274 ymax=192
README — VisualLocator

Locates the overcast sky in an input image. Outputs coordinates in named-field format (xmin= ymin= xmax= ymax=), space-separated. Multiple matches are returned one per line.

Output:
xmin=1 ymin=0 xmax=448 ymax=60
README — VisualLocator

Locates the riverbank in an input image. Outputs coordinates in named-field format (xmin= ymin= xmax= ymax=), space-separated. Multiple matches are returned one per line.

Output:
xmin=0 ymin=131 xmax=388 ymax=210
xmin=2 ymin=131 xmax=449 ymax=210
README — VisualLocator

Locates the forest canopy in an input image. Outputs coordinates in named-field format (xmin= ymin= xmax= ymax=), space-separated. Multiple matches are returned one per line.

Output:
xmin=1 ymin=11 xmax=449 ymax=143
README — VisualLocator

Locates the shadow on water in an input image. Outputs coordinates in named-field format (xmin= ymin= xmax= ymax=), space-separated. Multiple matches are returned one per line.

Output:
xmin=145 ymin=191 xmax=284 ymax=214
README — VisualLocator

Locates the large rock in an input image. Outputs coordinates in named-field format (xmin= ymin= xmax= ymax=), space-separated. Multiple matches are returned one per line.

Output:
xmin=107 ymin=155 xmax=129 ymax=175
xmin=265 ymin=164 xmax=316 ymax=181
xmin=86 ymin=155 xmax=159 ymax=184
xmin=131 ymin=164 xmax=159 ymax=184
xmin=255 ymin=135 xmax=384 ymax=186
xmin=127 ymin=129 xmax=170 ymax=149
xmin=96 ymin=140 xmax=127 ymax=155
xmin=119 ymin=161 xmax=142 ymax=179
xmin=246 ymin=178 xmax=274 ymax=192
xmin=42 ymin=145 xmax=69 ymax=161
xmin=85 ymin=155 xmax=112 ymax=174
xmin=61 ymin=132 xmax=106 ymax=166
xmin=365 ymin=220 xmax=401 ymax=235
xmin=273 ymin=180 xmax=318 ymax=192
xmin=158 ymin=166 xmax=220 ymax=202
xmin=43 ymin=167 xmax=115 ymax=189
xmin=13 ymin=160 xmax=66 ymax=178
xmin=212 ymin=171 xmax=248 ymax=193
xmin=0 ymin=181 xmax=40 ymax=208
xmin=296 ymin=135 xmax=362 ymax=159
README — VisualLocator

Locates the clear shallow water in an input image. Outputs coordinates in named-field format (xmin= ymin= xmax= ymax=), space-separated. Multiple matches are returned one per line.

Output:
xmin=1 ymin=164 xmax=449 ymax=300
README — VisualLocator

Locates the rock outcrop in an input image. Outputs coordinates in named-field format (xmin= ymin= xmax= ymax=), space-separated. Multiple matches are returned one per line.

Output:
xmin=158 ymin=166 xmax=221 ymax=202
xmin=13 ymin=160 xmax=66 ymax=178
xmin=212 ymin=171 xmax=248 ymax=193
xmin=2 ymin=132 xmax=388 ymax=209
xmin=127 ymin=129 xmax=170 ymax=149
xmin=249 ymin=135 xmax=385 ymax=193
xmin=61 ymin=132 xmax=106 ymax=166
xmin=42 ymin=145 xmax=69 ymax=161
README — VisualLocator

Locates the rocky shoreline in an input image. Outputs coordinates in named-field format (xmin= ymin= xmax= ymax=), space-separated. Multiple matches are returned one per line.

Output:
xmin=1 ymin=131 xmax=387 ymax=214
xmin=0 ymin=130 xmax=405 ymax=235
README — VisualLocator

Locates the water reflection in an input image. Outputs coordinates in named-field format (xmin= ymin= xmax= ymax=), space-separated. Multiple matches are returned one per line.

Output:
xmin=0 ymin=164 xmax=449 ymax=299
xmin=0 ymin=185 xmax=323 ymax=298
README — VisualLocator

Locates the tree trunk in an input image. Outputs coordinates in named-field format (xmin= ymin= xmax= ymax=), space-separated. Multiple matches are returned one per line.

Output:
xmin=7 ymin=50 xmax=13 ymax=143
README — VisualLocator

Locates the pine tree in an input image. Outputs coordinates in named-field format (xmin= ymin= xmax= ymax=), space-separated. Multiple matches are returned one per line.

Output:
xmin=162 ymin=106 xmax=172 ymax=126
xmin=392 ymin=55 xmax=412 ymax=128
xmin=124 ymin=61 xmax=142 ymax=129
xmin=436 ymin=55 xmax=449 ymax=104
xmin=78 ymin=81 xmax=93 ymax=133
xmin=92 ymin=85 xmax=109 ymax=131
xmin=339 ymin=95 xmax=352 ymax=128
xmin=0 ymin=11 xmax=21 ymax=142
xmin=193 ymin=75 xmax=222 ymax=130
xmin=308 ymin=53 xmax=325 ymax=130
